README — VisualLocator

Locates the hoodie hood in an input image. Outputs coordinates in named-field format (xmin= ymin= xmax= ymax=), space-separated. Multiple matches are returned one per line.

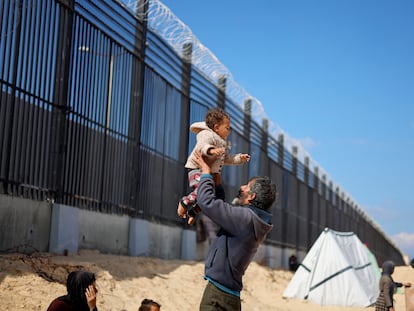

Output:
xmin=382 ymin=260 xmax=395 ymax=275
xmin=248 ymin=206 xmax=273 ymax=244
xmin=190 ymin=121 xmax=211 ymax=134
xmin=248 ymin=205 xmax=272 ymax=224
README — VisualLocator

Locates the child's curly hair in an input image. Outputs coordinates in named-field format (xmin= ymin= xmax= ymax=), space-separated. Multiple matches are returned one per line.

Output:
xmin=205 ymin=107 xmax=230 ymax=130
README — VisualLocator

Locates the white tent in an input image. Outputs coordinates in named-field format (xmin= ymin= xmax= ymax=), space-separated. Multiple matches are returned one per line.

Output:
xmin=283 ymin=228 xmax=380 ymax=307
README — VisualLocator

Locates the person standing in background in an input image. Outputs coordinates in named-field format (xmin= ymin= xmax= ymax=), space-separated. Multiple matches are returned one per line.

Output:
xmin=375 ymin=260 xmax=411 ymax=311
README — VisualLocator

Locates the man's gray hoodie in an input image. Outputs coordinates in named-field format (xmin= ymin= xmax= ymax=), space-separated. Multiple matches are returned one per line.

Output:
xmin=197 ymin=174 xmax=273 ymax=292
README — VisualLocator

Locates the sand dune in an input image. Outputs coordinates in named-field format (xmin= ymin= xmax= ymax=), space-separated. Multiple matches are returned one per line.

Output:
xmin=1 ymin=249 xmax=413 ymax=311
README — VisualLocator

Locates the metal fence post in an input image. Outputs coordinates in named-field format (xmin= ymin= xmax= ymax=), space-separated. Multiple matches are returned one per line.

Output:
xmin=128 ymin=0 xmax=149 ymax=214
xmin=313 ymin=166 xmax=320 ymax=232
xmin=48 ymin=0 xmax=75 ymax=202
xmin=2 ymin=0 xmax=23 ymax=194
xmin=243 ymin=99 xmax=252 ymax=180
xmin=217 ymin=75 xmax=226 ymax=109
xmin=328 ymin=181 xmax=333 ymax=228
xmin=292 ymin=146 xmax=299 ymax=251
xmin=292 ymin=146 xmax=298 ymax=177
xmin=261 ymin=118 xmax=269 ymax=154
xmin=277 ymin=133 xmax=284 ymax=167
xmin=180 ymin=42 xmax=192 ymax=161
xmin=178 ymin=42 xmax=193 ymax=213
xmin=304 ymin=157 xmax=313 ymax=249
xmin=243 ymin=98 xmax=252 ymax=139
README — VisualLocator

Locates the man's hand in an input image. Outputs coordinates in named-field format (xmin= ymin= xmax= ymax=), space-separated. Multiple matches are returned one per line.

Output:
xmin=177 ymin=202 xmax=187 ymax=219
xmin=177 ymin=202 xmax=196 ymax=225
xmin=208 ymin=147 xmax=225 ymax=157
xmin=193 ymin=150 xmax=212 ymax=174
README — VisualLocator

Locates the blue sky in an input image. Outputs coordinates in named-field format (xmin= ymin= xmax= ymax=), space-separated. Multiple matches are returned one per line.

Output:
xmin=158 ymin=0 xmax=414 ymax=260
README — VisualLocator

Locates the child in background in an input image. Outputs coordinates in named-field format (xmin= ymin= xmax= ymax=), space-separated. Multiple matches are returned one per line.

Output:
xmin=177 ymin=107 xmax=250 ymax=225
xmin=139 ymin=298 xmax=161 ymax=311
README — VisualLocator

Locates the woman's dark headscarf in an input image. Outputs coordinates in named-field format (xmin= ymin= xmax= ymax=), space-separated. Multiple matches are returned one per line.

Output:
xmin=66 ymin=271 xmax=96 ymax=309
xmin=381 ymin=260 xmax=395 ymax=276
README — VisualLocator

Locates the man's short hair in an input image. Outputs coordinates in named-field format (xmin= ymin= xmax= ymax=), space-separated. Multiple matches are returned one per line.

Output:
xmin=249 ymin=176 xmax=277 ymax=211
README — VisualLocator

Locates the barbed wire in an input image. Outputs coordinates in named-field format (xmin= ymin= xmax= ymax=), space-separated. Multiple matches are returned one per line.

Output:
xmin=122 ymin=0 xmax=340 ymax=194
xmin=118 ymin=0 xmax=318 ymax=168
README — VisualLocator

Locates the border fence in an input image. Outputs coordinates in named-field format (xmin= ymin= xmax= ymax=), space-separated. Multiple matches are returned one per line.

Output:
xmin=0 ymin=0 xmax=404 ymax=264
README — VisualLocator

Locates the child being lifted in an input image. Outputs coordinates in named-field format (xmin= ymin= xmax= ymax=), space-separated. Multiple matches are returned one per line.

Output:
xmin=177 ymin=107 xmax=250 ymax=225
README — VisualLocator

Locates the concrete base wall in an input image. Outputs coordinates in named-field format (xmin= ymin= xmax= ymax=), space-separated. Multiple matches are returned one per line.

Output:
xmin=129 ymin=218 xmax=150 ymax=257
xmin=0 ymin=195 xmax=51 ymax=253
xmin=0 ymin=194 xmax=295 ymax=269
xmin=180 ymin=229 xmax=196 ymax=261
xmin=148 ymin=222 xmax=183 ymax=259
xmin=129 ymin=219 xmax=196 ymax=260
xmin=49 ymin=204 xmax=79 ymax=254
xmin=78 ymin=209 xmax=130 ymax=255
xmin=48 ymin=204 xmax=182 ymax=258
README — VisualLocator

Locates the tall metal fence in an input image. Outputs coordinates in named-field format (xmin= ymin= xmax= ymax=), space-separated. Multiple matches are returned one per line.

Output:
xmin=0 ymin=0 xmax=404 ymax=264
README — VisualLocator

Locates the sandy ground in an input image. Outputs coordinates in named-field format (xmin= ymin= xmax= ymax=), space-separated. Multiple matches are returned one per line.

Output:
xmin=1 ymin=249 xmax=413 ymax=311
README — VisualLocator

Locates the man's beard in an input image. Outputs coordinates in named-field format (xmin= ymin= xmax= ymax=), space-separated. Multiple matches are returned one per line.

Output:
xmin=231 ymin=189 xmax=243 ymax=205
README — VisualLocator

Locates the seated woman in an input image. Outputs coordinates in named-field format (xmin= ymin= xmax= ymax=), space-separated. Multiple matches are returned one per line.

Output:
xmin=47 ymin=270 xmax=98 ymax=311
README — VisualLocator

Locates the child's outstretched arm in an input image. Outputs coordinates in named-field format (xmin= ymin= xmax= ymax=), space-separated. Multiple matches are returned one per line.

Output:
xmin=224 ymin=152 xmax=250 ymax=165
